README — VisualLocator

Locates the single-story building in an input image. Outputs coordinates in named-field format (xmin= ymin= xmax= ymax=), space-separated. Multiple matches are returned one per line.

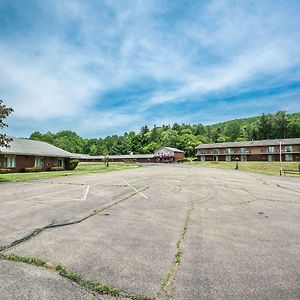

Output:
xmin=154 ymin=147 xmax=185 ymax=162
xmin=195 ymin=138 xmax=300 ymax=162
xmin=73 ymin=153 xmax=156 ymax=163
xmin=0 ymin=137 xmax=73 ymax=172
xmin=75 ymin=147 xmax=185 ymax=163
xmin=0 ymin=137 xmax=185 ymax=173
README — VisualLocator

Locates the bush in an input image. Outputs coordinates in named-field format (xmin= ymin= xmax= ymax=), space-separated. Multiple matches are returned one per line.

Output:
xmin=0 ymin=168 xmax=12 ymax=174
xmin=65 ymin=159 xmax=79 ymax=170
xmin=24 ymin=167 xmax=42 ymax=172
xmin=50 ymin=166 xmax=65 ymax=171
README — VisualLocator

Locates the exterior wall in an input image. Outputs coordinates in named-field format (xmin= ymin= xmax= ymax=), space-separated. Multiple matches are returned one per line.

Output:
xmin=0 ymin=154 xmax=4 ymax=169
xmin=196 ymin=144 xmax=300 ymax=162
xmin=0 ymin=154 xmax=64 ymax=173
xmin=174 ymin=152 xmax=185 ymax=161
xmin=154 ymin=148 xmax=175 ymax=156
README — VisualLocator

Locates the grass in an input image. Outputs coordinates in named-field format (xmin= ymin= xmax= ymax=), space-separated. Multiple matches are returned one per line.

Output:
xmin=184 ymin=161 xmax=300 ymax=176
xmin=0 ymin=253 xmax=152 ymax=299
xmin=0 ymin=162 xmax=140 ymax=183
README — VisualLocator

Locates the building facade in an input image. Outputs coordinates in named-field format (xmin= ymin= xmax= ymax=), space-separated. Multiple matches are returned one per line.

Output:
xmin=154 ymin=147 xmax=185 ymax=162
xmin=0 ymin=137 xmax=72 ymax=172
xmin=195 ymin=138 xmax=300 ymax=162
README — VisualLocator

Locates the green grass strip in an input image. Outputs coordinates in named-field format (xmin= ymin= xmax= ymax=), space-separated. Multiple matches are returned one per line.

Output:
xmin=0 ymin=252 xmax=152 ymax=299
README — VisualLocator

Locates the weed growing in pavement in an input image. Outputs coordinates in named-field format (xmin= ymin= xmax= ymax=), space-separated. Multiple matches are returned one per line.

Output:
xmin=0 ymin=252 xmax=154 ymax=299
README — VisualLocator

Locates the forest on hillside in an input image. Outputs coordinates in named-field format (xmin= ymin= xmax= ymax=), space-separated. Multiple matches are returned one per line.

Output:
xmin=30 ymin=111 xmax=300 ymax=156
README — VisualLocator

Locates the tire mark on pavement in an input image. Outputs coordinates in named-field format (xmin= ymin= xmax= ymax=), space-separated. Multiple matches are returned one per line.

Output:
xmin=0 ymin=187 xmax=148 ymax=252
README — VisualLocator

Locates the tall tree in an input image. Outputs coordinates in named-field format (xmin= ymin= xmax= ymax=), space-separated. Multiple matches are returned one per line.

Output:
xmin=0 ymin=100 xmax=13 ymax=148
xmin=257 ymin=113 xmax=274 ymax=139
xmin=274 ymin=111 xmax=290 ymax=139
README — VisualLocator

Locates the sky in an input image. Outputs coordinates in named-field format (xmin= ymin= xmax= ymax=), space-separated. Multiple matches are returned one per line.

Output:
xmin=1 ymin=0 xmax=300 ymax=138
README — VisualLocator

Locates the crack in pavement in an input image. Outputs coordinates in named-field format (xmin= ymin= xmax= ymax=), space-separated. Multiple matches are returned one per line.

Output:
xmin=0 ymin=252 xmax=152 ymax=300
xmin=157 ymin=202 xmax=195 ymax=300
xmin=0 ymin=187 xmax=149 ymax=252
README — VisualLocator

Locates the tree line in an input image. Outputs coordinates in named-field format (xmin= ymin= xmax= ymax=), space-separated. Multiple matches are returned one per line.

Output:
xmin=29 ymin=111 xmax=300 ymax=157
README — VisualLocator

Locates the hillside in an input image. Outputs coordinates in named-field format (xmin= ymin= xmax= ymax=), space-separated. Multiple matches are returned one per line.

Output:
xmin=30 ymin=111 xmax=300 ymax=156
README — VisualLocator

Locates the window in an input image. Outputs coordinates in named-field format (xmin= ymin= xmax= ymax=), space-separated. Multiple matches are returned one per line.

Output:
xmin=241 ymin=155 xmax=247 ymax=162
xmin=225 ymin=148 xmax=231 ymax=154
xmin=58 ymin=159 xmax=65 ymax=167
xmin=226 ymin=155 xmax=231 ymax=162
xmin=285 ymin=154 xmax=293 ymax=161
xmin=200 ymin=150 xmax=205 ymax=155
xmin=268 ymin=155 xmax=275 ymax=162
xmin=35 ymin=157 xmax=44 ymax=168
xmin=201 ymin=156 xmax=205 ymax=162
xmin=268 ymin=146 xmax=275 ymax=153
xmin=284 ymin=145 xmax=293 ymax=152
xmin=213 ymin=149 xmax=219 ymax=154
xmin=4 ymin=155 xmax=16 ymax=168
xmin=240 ymin=147 xmax=248 ymax=154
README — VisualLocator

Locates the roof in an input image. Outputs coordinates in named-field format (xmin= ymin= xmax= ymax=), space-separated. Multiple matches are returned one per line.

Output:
xmin=71 ymin=154 xmax=155 ymax=160
xmin=0 ymin=137 xmax=73 ymax=157
xmin=195 ymin=138 xmax=300 ymax=149
xmin=155 ymin=147 xmax=184 ymax=153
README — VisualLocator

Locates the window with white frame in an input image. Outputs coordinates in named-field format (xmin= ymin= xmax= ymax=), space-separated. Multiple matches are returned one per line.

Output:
xmin=225 ymin=148 xmax=231 ymax=154
xmin=4 ymin=155 xmax=17 ymax=168
xmin=35 ymin=157 xmax=44 ymax=168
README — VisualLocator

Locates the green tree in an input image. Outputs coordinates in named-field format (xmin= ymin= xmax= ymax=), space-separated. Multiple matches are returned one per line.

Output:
xmin=274 ymin=111 xmax=290 ymax=139
xmin=0 ymin=100 xmax=13 ymax=148
xmin=226 ymin=122 xmax=241 ymax=141
xmin=142 ymin=141 xmax=161 ymax=153
xmin=257 ymin=114 xmax=274 ymax=139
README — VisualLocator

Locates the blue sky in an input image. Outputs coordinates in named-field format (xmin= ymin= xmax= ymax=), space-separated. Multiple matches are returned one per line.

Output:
xmin=1 ymin=0 xmax=300 ymax=138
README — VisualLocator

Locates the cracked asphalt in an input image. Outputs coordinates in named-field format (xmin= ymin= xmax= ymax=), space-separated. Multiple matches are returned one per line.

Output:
xmin=0 ymin=164 xmax=299 ymax=299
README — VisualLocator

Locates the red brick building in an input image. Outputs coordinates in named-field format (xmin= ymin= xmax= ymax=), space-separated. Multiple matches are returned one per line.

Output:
xmin=154 ymin=147 xmax=185 ymax=162
xmin=195 ymin=138 xmax=300 ymax=162
xmin=0 ymin=137 xmax=73 ymax=172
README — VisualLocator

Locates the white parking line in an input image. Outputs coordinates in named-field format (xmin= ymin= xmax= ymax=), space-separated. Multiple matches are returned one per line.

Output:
xmin=122 ymin=179 xmax=148 ymax=199
xmin=7 ymin=185 xmax=89 ymax=204
xmin=83 ymin=185 xmax=90 ymax=200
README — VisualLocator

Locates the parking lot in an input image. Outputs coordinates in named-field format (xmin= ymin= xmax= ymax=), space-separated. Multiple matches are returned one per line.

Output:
xmin=0 ymin=164 xmax=299 ymax=299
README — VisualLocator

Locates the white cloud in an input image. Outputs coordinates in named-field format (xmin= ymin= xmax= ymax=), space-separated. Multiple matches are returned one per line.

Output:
xmin=0 ymin=0 xmax=299 ymax=137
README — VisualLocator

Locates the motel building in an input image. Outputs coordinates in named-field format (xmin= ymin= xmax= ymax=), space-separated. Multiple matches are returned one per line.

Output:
xmin=0 ymin=137 xmax=185 ymax=173
xmin=195 ymin=138 xmax=300 ymax=162
xmin=0 ymin=137 xmax=73 ymax=172
xmin=154 ymin=147 xmax=185 ymax=163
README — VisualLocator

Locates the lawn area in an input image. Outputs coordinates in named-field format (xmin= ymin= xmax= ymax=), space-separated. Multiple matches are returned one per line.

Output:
xmin=185 ymin=161 xmax=300 ymax=176
xmin=0 ymin=162 xmax=140 ymax=183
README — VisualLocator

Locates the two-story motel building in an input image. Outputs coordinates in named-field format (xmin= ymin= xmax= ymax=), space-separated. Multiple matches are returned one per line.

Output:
xmin=195 ymin=138 xmax=300 ymax=162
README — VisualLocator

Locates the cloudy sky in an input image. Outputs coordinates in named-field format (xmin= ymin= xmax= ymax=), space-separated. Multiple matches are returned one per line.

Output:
xmin=1 ymin=0 xmax=300 ymax=138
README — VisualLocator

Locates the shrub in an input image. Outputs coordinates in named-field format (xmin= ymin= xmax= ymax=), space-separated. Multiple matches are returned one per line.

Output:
xmin=50 ymin=166 xmax=64 ymax=171
xmin=24 ymin=167 xmax=42 ymax=172
xmin=65 ymin=159 xmax=79 ymax=170
xmin=0 ymin=168 xmax=12 ymax=174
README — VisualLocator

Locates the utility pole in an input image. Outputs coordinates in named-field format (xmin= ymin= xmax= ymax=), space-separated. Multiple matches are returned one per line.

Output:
xmin=279 ymin=141 xmax=283 ymax=176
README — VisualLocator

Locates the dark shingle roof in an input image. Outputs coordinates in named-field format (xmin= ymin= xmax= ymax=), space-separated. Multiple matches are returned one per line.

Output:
xmin=0 ymin=137 xmax=73 ymax=157
xmin=196 ymin=138 xmax=300 ymax=149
